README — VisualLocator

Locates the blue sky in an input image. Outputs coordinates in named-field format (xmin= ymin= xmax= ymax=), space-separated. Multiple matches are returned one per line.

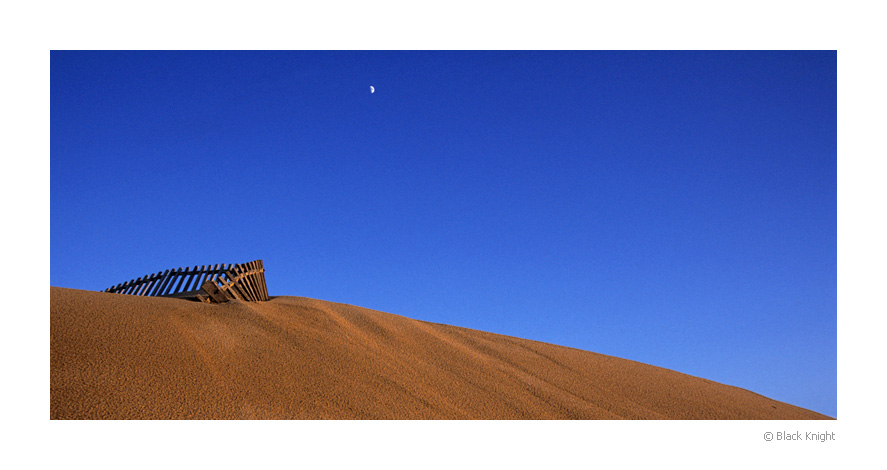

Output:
xmin=50 ymin=51 xmax=836 ymax=417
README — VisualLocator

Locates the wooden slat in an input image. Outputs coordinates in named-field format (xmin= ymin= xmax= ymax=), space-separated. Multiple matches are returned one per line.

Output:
xmin=221 ymin=270 xmax=246 ymax=301
xmin=246 ymin=261 xmax=261 ymax=300
xmin=250 ymin=261 xmax=265 ymax=301
xmin=174 ymin=268 xmax=190 ymax=293
xmin=124 ymin=277 xmax=142 ymax=295
xmin=211 ymin=264 xmax=222 ymax=283
xmin=184 ymin=266 xmax=199 ymax=292
xmin=135 ymin=273 xmax=154 ymax=296
xmin=258 ymin=272 xmax=268 ymax=300
xmin=152 ymin=271 xmax=168 ymax=296
xmin=199 ymin=267 xmax=209 ymax=287
xmin=160 ymin=268 xmax=181 ymax=295
xmin=224 ymin=267 xmax=246 ymax=300
xmin=233 ymin=260 xmax=266 ymax=301
xmin=140 ymin=274 xmax=154 ymax=294
xmin=172 ymin=266 xmax=191 ymax=294
xmin=192 ymin=269 xmax=205 ymax=291
xmin=197 ymin=265 xmax=210 ymax=289
xmin=258 ymin=261 xmax=269 ymax=300
xmin=184 ymin=270 xmax=197 ymax=292
xmin=201 ymin=266 xmax=213 ymax=285
xmin=159 ymin=269 xmax=174 ymax=295
xmin=178 ymin=268 xmax=190 ymax=293
xmin=204 ymin=265 xmax=219 ymax=286
xmin=244 ymin=264 xmax=261 ymax=301
xmin=217 ymin=277 xmax=237 ymax=301
xmin=253 ymin=269 xmax=266 ymax=300
xmin=233 ymin=265 xmax=250 ymax=301
xmin=141 ymin=271 xmax=163 ymax=295
xmin=257 ymin=260 xmax=269 ymax=300
xmin=206 ymin=266 xmax=218 ymax=285
xmin=141 ymin=272 xmax=158 ymax=296
xmin=200 ymin=280 xmax=231 ymax=303
xmin=150 ymin=273 xmax=163 ymax=294
xmin=185 ymin=265 xmax=204 ymax=292
xmin=149 ymin=269 xmax=172 ymax=296
xmin=159 ymin=269 xmax=176 ymax=295
xmin=128 ymin=278 xmax=142 ymax=295
xmin=237 ymin=263 xmax=258 ymax=301
xmin=213 ymin=264 xmax=222 ymax=278
xmin=181 ymin=267 xmax=195 ymax=292
xmin=131 ymin=279 xmax=144 ymax=294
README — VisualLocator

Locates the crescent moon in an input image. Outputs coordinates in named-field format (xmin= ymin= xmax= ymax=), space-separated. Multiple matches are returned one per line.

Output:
xmin=370 ymin=86 xmax=375 ymax=93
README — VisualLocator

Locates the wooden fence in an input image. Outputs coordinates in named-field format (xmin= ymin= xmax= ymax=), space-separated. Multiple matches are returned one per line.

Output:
xmin=103 ymin=260 xmax=269 ymax=303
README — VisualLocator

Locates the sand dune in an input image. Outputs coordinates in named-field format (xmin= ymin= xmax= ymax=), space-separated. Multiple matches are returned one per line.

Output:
xmin=50 ymin=287 xmax=830 ymax=419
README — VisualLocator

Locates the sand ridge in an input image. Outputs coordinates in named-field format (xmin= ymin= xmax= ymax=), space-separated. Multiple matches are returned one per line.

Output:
xmin=50 ymin=287 xmax=831 ymax=419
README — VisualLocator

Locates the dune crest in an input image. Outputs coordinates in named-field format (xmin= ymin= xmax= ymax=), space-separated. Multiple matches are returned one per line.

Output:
xmin=50 ymin=287 xmax=830 ymax=419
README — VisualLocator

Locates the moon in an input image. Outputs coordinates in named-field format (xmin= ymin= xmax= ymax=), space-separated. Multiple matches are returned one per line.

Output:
xmin=370 ymin=86 xmax=374 ymax=94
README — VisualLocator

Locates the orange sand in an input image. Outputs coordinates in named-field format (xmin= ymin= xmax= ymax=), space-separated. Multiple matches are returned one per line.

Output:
xmin=50 ymin=287 xmax=831 ymax=419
